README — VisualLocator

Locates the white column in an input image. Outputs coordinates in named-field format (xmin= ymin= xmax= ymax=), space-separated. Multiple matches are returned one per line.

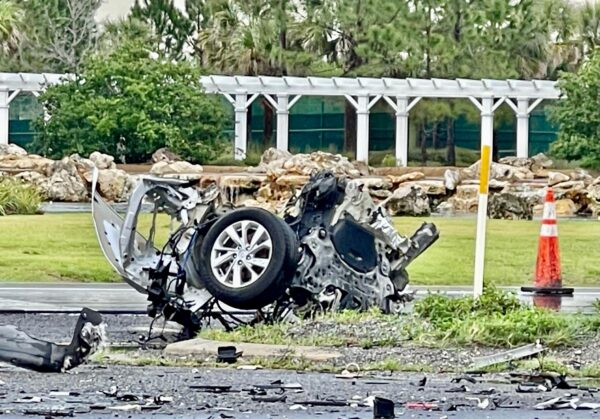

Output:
xmin=395 ymin=96 xmax=409 ymax=167
xmin=0 ymin=90 xmax=9 ymax=145
xmin=473 ymin=96 xmax=494 ymax=298
xmin=276 ymin=94 xmax=289 ymax=151
xmin=356 ymin=94 xmax=370 ymax=163
xmin=516 ymin=98 xmax=529 ymax=158
xmin=234 ymin=93 xmax=248 ymax=160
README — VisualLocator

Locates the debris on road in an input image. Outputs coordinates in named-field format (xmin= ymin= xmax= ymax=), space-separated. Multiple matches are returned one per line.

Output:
xmin=217 ymin=345 xmax=242 ymax=363
xmin=373 ymin=396 xmax=395 ymax=419
xmin=534 ymin=396 xmax=579 ymax=410
xmin=470 ymin=342 xmax=545 ymax=370
xmin=0 ymin=308 xmax=104 ymax=372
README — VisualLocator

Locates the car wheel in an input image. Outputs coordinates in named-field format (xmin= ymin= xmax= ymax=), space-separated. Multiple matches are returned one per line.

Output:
xmin=197 ymin=207 xmax=298 ymax=309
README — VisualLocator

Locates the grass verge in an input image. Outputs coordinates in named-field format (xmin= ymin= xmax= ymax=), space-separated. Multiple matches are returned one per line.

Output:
xmin=0 ymin=213 xmax=598 ymax=284
xmin=201 ymin=289 xmax=600 ymax=349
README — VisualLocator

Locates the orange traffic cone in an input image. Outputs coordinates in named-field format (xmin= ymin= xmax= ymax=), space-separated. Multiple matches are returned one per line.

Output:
xmin=521 ymin=187 xmax=574 ymax=297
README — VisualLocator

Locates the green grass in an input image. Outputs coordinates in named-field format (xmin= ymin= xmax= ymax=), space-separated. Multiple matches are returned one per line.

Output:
xmin=395 ymin=217 xmax=600 ymax=286
xmin=0 ymin=213 xmax=598 ymax=284
xmin=0 ymin=213 xmax=169 ymax=282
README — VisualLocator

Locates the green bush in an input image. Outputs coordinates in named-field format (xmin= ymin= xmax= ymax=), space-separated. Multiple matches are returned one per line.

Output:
xmin=0 ymin=178 xmax=42 ymax=216
xmin=32 ymin=36 xmax=227 ymax=164
xmin=549 ymin=50 xmax=600 ymax=167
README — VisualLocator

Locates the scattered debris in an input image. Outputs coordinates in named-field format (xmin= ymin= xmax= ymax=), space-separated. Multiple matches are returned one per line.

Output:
xmin=217 ymin=346 xmax=242 ymax=363
xmin=534 ymin=396 xmax=579 ymax=410
xmin=451 ymin=375 xmax=477 ymax=384
xmin=237 ymin=365 xmax=263 ymax=370
xmin=466 ymin=397 xmax=490 ymax=409
xmin=446 ymin=385 xmax=470 ymax=393
xmin=15 ymin=396 xmax=42 ymax=403
xmin=189 ymin=385 xmax=233 ymax=393
xmin=406 ymin=401 xmax=439 ymax=410
xmin=250 ymin=394 xmax=287 ymax=403
xmin=289 ymin=404 xmax=307 ymax=411
xmin=0 ymin=308 xmax=104 ymax=372
xmin=373 ymin=397 xmax=395 ymax=419
xmin=470 ymin=342 xmax=545 ymax=370
xmin=516 ymin=383 xmax=549 ymax=393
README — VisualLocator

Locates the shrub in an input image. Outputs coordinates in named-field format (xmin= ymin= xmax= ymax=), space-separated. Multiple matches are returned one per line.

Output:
xmin=32 ymin=36 xmax=227 ymax=164
xmin=0 ymin=178 xmax=42 ymax=216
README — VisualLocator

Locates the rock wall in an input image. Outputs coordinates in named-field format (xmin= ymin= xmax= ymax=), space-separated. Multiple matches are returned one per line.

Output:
xmin=1 ymin=145 xmax=598 ymax=219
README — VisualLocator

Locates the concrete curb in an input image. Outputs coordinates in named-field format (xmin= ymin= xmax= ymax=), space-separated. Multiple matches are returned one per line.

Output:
xmin=164 ymin=338 xmax=342 ymax=362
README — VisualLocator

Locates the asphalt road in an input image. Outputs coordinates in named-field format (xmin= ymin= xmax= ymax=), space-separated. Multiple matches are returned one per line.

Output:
xmin=0 ymin=283 xmax=597 ymax=313
xmin=1 ymin=363 xmax=600 ymax=418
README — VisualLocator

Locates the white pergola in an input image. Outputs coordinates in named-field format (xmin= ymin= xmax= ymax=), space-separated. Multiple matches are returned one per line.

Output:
xmin=0 ymin=73 xmax=68 ymax=145
xmin=201 ymin=75 xmax=561 ymax=164
xmin=1 ymin=73 xmax=560 ymax=165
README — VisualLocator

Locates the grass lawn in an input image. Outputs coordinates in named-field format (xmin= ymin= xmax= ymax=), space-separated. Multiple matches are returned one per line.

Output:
xmin=0 ymin=213 xmax=598 ymax=285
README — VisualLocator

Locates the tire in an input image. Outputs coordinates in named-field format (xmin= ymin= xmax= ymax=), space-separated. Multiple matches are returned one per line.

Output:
xmin=196 ymin=207 xmax=298 ymax=309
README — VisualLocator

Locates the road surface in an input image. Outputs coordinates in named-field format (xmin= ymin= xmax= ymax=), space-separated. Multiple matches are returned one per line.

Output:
xmin=0 ymin=283 xmax=596 ymax=313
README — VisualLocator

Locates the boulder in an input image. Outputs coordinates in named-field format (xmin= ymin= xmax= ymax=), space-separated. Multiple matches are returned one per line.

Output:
xmin=388 ymin=171 xmax=426 ymax=184
xmin=0 ymin=144 xmax=27 ymax=156
xmin=42 ymin=157 xmax=89 ymax=202
xmin=151 ymin=148 xmax=181 ymax=164
xmin=382 ymin=185 xmax=430 ymax=216
xmin=407 ymin=180 xmax=446 ymax=196
xmin=150 ymin=161 xmax=203 ymax=177
xmin=587 ymin=184 xmax=600 ymax=202
xmin=357 ymin=177 xmax=393 ymax=190
xmin=455 ymin=184 xmax=479 ymax=201
xmin=13 ymin=171 xmax=47 ymax=190
xmin=444 ymin=169 xmax=461 ymax=190
xmin=94 ymin=169 xmax=130 ymax=202
xmin=488 ymin=193 xmax=533 ymax=220
xmin=435 ymin=201 xmax=455 ymax=215
xmin=254 ymin=149 xmax=362 ymax=177
xmin=89 ymin=151 xmax=117 ymax=170
xmin=530 ymin=153 xmax=553 ymax=173
xmin=569 ymin=169 xmax=593 ymax=186
xmin=463 ymin=160 xmax=534 ymax=182
xmin=555 ymin=199 xmax=577 ymax=217
xmin=547 ymin=171 xmax=569 ymax=186
xmin=274 ymin=175 xmax=310 ymax=188
xmin=260 ymin=147 xmax=292 ymax=165
xmin=0 ymin=154 xmax=53 ymax=173
xmin=369 ymin=189 xmax=392 ymax=199
xmin=68 ymin=154 xmax=95 ymax=180
xmin=446 ymin=196 xmax=478 ymax=213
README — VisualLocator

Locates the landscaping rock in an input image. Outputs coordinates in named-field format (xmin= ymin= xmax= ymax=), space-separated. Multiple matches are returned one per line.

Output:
xmin=150 ymin=160 xmax=203 ymax=177
xmin=0 ymin=144 xmax=27 ymax=156
xmin=446 ymin=196 xmax=478 ymax=213
xmin=547 ymin=172 xmax=570 ymax=186
xmin=455 ymin=184 xmax=479 ymax=201
xmin=409 ymin=180 xmax=446 ymax=196
xmin=555 ymin=199 xmax=577 ymax=217
xmin=89 ymin=151 xmax=117 ymax=170
xmin=43 ymin=157 xmax=88 ymax=202
xmin=382 ymin=185 xmax=430 ymax=216
xmin=488 ymin=193 xmax=533 ymax=220
xmin=463 ymin=160 xmax=534 ymax=182
xmin=274 ymin=174 xmax=309 ymax=188
xmin=357 ymin=177 xmax=393 ymax=190
xmin=569 ymin=169 xmax=593 ymax=185
xmin=387 ymin=172 xmax=426 ymax=184
xmin=253 ymin=148 xmax=362 ymax=177
xmin=151 ymin=148 xmax=181 ymax=163
xmin=444 ymin=169 xmax=461 ymax=190
xmin=0 ymin=154 xmax=53 ymax=173
xmin=94 ymin=169 xmax=130 ymax=202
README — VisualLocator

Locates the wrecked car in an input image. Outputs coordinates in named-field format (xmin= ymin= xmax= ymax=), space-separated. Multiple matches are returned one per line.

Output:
xmin=92 ymin=170 xmax=438 ymax=336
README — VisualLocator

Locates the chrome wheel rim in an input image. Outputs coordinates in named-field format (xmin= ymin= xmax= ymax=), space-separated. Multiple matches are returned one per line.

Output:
xmin=210 ymin=220 xmax=273 ymax=289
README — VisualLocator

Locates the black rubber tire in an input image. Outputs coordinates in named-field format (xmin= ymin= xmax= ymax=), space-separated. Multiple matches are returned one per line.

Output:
xmin=197 ymin=207 xmax=298 ymax=309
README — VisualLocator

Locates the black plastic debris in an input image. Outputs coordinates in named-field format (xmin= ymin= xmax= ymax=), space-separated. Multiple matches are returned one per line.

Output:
xmin=413 ymin=377 xmax=427 ymax=387
xmin=189 ymin=385 xmax=233 ymax=393
xmin=251 ymin=394 xmax=287 ymax=403
xmin=451 ymin=375 xmax=477 ymax=384
xmin=373 ymin=397 xmax=394 ymax=419
xmin=296 ymin=399 xmax=349 ymax=407
xmin=217 ymin=346 xmax=242 ymax=363
xmin=446 ymin=385 xmax=469 ymax=393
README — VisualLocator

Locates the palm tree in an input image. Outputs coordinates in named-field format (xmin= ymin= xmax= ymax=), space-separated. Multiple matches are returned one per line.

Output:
xmin=0 ymin=0 xmax=23 ymax=52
